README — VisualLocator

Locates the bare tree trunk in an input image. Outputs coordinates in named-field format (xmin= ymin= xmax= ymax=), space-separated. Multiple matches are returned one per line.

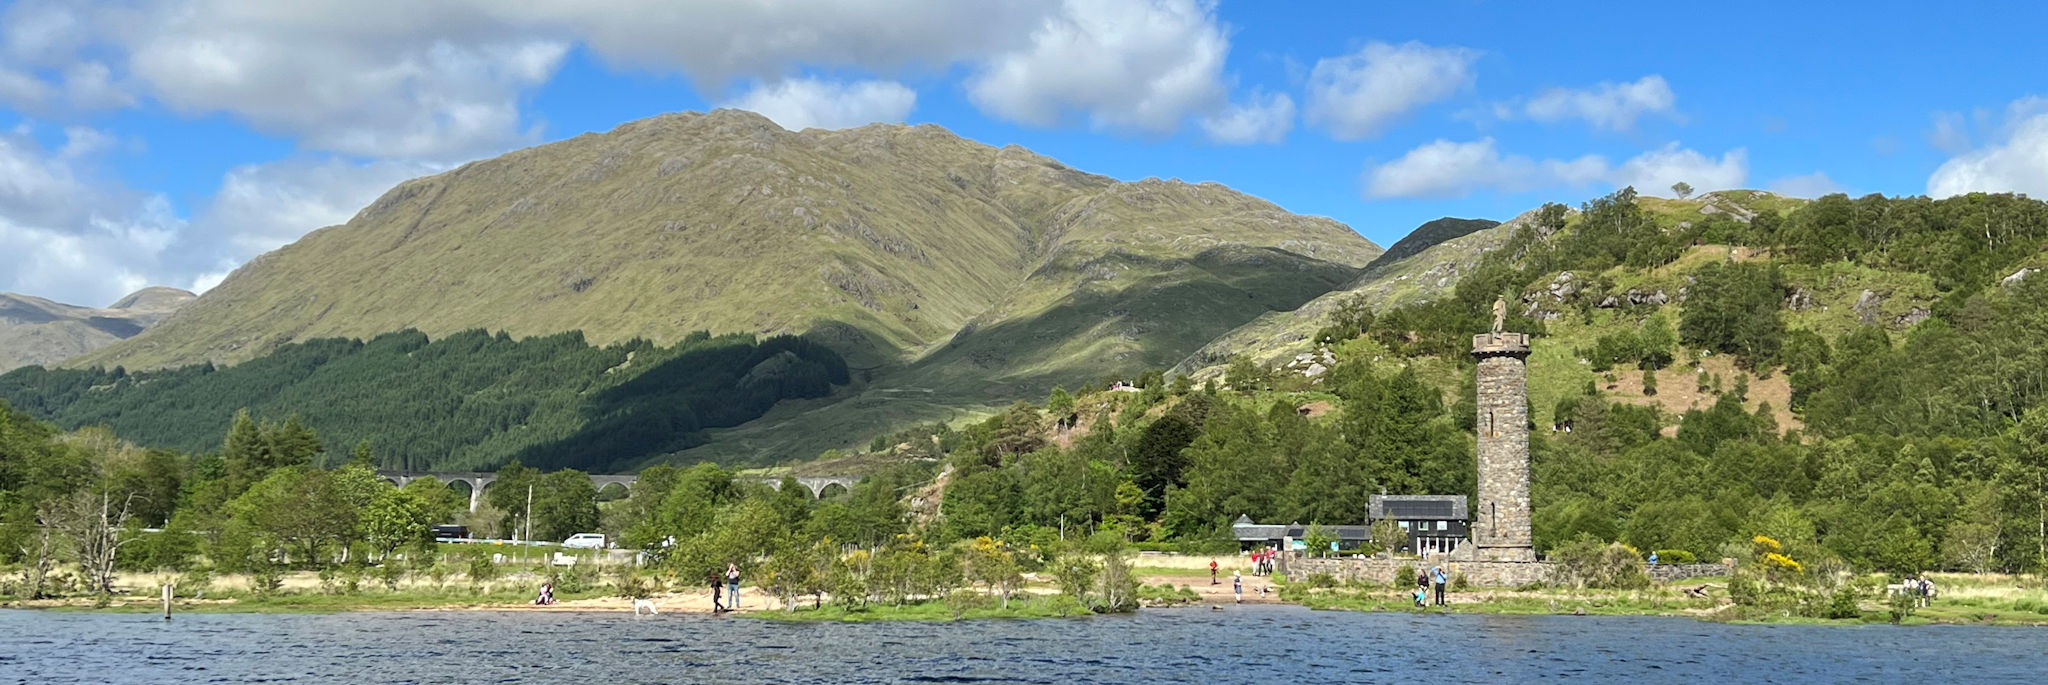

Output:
xmin=18 ymin=526 xmax=57 ymax=599
xmin=52 ymin=491 xmax=139 ymax=598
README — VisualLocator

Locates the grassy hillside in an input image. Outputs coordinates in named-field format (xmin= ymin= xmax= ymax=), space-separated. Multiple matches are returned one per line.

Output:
xmin=1179 ymin=191 xmax=1805 ymax=374
xmin=79 ymin=110 xmax=1376 ymax=373
xmin=45 ymin=110 xmax=1377 ymax=467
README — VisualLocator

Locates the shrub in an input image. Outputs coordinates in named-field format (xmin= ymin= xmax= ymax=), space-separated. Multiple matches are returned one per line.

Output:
xmin=464 ymin=548 xmax=499 ymax=592
xmin=376 ymin=561 xmax=405 ymax=591
xmin=1825 ymin=586 xmax=1860 ymax=619
xmin=945 ymin=589 xmax=987 ymax=619
xmin=1550 ymin=536 xmax=1651 ymax=590
xmin=1392 ymin=563 xmax=1416 ymax=588
xmin=1451 ymin=572 xmax=1470 ymax=591
xmin=1650 ymin=549 xmax=1698 ymax=564
xmin=177 ymin=568 xmax=214 ymax=597
xmin=1051 ymin=554 xmax=1100 ymax=605
xmin=248 ymin=558 xmax=284 ymax=595
xmin=1887 ymin=589 xmax=1917 ymax=624
xmin=1137 ymin=583 xmax=1199 ymax=606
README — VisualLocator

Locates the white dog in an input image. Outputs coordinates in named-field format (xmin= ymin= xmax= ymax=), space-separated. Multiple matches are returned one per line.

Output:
xmin=633 ymin=598 xmax=658 ymax=615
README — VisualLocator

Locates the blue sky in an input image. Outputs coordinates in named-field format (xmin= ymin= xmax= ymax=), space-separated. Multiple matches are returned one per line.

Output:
xmin=2 ymin=0 xmax=2044 ymax=307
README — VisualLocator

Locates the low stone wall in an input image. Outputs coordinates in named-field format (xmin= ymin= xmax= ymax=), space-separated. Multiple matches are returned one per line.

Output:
xmin=1648 ymin=563 xmax=1730 ymax=582
xmin=1284 ymin=557 xmax=1550 ymax=587
xmin=1282 ymin=557 xmax=1731 ymax=587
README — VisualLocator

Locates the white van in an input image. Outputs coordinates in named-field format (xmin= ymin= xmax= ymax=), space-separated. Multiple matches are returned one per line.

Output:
xmin=562 ymin=533 xmax=608 ymax=549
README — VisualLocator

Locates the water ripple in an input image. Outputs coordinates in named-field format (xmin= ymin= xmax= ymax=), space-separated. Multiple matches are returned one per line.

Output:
xmin=1 ymin=607 xmax=2044 ymax=683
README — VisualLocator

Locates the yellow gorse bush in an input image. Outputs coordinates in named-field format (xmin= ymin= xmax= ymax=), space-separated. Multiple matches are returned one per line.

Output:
xmin=1762 ymin=552 xmax=1802 ymax=573
xmin=1751 ymin=535 xmax=1782 ymax=556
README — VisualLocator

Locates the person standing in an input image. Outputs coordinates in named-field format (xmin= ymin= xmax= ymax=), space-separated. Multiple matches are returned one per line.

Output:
xmin=710 ymin=574 xmax=725 ymax=613
xmin=1210 ymin=558 xmax=1219 ymax=585
xmin=726 ymin=562 xmax=742 ymax=610
xmin=1232 ymin=570 xmax=1243 ymax=604
xmin=1431 ymin=565 xmax=1449 ymax=607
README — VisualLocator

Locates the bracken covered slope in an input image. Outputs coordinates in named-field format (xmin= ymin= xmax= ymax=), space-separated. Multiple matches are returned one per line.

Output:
xmin=81 ymin=110 xmax=1377 ymax=372
xmin=70 ymin=110 xmax=1379 ymax=465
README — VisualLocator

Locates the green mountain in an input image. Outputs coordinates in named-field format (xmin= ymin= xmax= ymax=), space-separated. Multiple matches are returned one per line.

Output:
xmin=0 ymin=287 xmax=194 ymax=372
xmin=56 ymin=110 xmax=1378 ymax=467
xmin=1182 ymin=188 xmax=2048 ymax=436
xmin=893 ymin=186 xmax=2048 ymax=577
xmin=1178 ymin=191 xmax=1805 ymax=374
xmin=0 ymin=329 xmax=846 ymax=472
xmin=1362 ymin=217 xmax=1499 ymax=270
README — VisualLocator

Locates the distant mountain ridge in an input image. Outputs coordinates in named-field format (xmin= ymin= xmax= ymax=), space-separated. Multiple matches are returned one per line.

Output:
xmin=1363 ymin=217 xmax=1499 ymax=271
xmin=0 ymin=287 xmax=194 ymax=372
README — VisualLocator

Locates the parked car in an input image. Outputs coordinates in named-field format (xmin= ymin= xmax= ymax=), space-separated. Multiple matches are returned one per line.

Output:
xmin=562 ymin=533 xmax=608 ymax=549
xmin=431 ymin=524 xmax=470 ymax=540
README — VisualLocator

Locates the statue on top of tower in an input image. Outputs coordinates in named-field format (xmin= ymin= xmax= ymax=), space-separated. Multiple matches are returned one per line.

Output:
xmin=1491 ymin=297 xmax=1506 ymax=337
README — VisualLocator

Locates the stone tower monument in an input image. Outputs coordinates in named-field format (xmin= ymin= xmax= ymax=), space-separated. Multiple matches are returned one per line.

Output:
xmin=1471 ymin=298 xmax=1536 ymax=562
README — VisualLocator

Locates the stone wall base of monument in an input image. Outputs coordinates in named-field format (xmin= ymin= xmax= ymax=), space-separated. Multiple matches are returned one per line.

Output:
xmin=1470 ymin=545 xmax=1538 ymax=562
xmin=1283 ymin=557 xmax=1730 ymax=588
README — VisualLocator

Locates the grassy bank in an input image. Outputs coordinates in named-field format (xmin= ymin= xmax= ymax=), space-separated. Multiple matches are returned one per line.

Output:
xmin=1276 ymin=572 xmax=2048 ymax=627
xmin=749 ymin=595 xmax=1097 ymax=622
xmin=30 ymin=587 xmax=564 ymax=614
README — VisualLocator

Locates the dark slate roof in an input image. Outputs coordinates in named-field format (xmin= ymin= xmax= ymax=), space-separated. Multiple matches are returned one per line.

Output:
xmin=1369 ymin=495 xmax=1469 ymax=521
xmin=1232 ymin=519 xmax=1371 ymax=541
xmin=1233 ymin=524 xmax=1290 ymax=541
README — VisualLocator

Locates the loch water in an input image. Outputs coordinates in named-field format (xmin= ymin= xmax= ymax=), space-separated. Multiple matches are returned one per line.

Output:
xmin=2 ymin=605 xmax=2041 ymax=683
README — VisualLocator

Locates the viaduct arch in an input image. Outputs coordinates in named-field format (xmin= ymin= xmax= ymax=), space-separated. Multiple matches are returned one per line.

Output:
xmin=377 ymin=471 xmax=862 ymax=512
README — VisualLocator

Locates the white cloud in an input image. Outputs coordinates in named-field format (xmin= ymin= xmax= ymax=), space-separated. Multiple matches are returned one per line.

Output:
xmin=1199 ymin=90 xmax=1294 ymax=145
xmin=0 ymin=0 xmax=1243 ymax=152
xmin=0 ymin=128 xmax=182 ymax=306
xmin=0 ymin=66 xmax=52 ymax=108
xmin=57 ymin=126 xmax=115 ymax=159
xmin=1928 ymin=96 xmax=2048 ymax=198
xmin=0 ymin=123 xmax=436 ymax=304
xmin=122 ymin=5 xmax=569 ymax=162
xmin=965 ymin=0 xmax=1229 ymax=134
xmin=1614 ymin=143 xmax=1747 ymax=197
xmin=1929 ymin=111 xmax=1972 ymax=154
xmin=1767 ymin=172 xmax=1844 ymax=198
xmin=1363 ymin=138 xmax=1604 ymax=199
xmin=505 ymin=0 xmax=1048 ymax=85
xmin=721 ymin=78 xmax=916 ymax=131
xmin=1362 ymin=138 xmax=1745 ymax=199
xmin=183 ymin=158 xmax=439 ymax=265
xmin=1304 ymin=41 xmax=1477 ymax=141
xmin=1518 ymin=75 xmax=1677 ymax=131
